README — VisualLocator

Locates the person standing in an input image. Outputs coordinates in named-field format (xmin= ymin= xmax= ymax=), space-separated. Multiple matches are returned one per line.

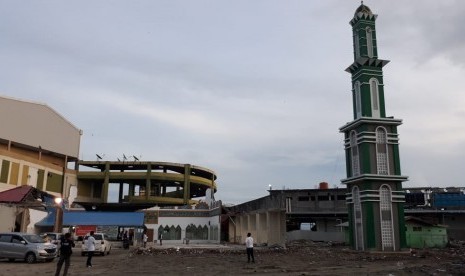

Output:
xmin=85 ymin=231 xmax=96 ymax=268
xmin=54 ymin=233 xmax=75 ymax=276
xmin=143 ymin=233 xmax=148 ymax=248
xmin=123 ymin=231 xmax=129 ymax=249
xmin=245 ymin=232 xmax=255 ymax=263
xmin=159 ymin=232 xmax=163 ymax=246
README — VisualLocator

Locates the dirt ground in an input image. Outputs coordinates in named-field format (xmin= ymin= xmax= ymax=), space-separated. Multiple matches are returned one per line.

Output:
xmin=1 ymin=240 xmax=464 ymax=276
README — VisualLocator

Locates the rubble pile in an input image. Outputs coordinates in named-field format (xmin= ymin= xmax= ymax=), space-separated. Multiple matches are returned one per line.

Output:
xmin=129 ymin=247 xmax=245 ymax=256
xmin=122 ymin=240 xmax=465 ymax=275
xmin=129 ymin=245 xmax=290 ymax=258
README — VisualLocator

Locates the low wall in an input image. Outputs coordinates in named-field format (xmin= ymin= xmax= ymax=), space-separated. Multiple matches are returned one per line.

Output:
xmin=286 ymin=230 xmax=345 ymax=243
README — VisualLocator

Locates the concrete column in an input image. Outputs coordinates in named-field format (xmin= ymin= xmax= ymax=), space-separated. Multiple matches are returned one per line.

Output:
xmin=253 ymin=213 xmax=258 ymax=239
xmin=61 ymin=156 xmax=68 ymax=198
xmin=20 ymin=209 xmax=29 ymax=232
xmin=146 ymin=163 xmax=151 ymax=200
xmin=246 ymin=214 xmax=251 ymax=237
xmin=183 ymin=164 xmax=191 ymax=204
xmin=257 ymin=212 xmax=267 ymax=244
xmin=102 ymin=162 xmax=110 ymax=202
xmin=129 ymin=184 xmax=135 ymax=197
xmin=240 ymin=215 xmax=247 ymax=244
xmin=267 ymin=211 xmax=285 ymax=246
xmin=118 ymin=177 xmax=124 ymax=204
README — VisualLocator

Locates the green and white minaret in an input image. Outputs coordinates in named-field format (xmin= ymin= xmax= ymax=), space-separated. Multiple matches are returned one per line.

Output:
xmin=340 ymin=3 xmax=408 ymax=251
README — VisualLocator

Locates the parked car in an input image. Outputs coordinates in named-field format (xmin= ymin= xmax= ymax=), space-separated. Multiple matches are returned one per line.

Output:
xmin=41 ymin=232 xmax=64 ymax=256
xmin=0 ymin=232 xmax=57 ymax=263
xmin=81 ymin=233 xmax=111 ymax=256
xmin=42 ymin=232 xmax=63 ymax=246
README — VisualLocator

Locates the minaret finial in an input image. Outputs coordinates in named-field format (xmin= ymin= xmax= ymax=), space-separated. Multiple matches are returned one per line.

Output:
xmin=361 ymin=1 xmax=364 ymax=5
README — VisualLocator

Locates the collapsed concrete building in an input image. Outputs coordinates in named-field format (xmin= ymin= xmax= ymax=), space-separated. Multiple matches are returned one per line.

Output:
xmin=0 ymin=95 xmax=222 ymax=245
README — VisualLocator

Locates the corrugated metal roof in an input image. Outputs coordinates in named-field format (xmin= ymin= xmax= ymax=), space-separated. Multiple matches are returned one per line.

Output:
xmin=405 ymin=216 xmax=446 ymax=227
xmin=0 ymin=95 xmax=81 ymax=158
xmin=0 ymin=186 xmax=33 ymax=203
xmin=36 ymin=211 xmax=145 ymax=227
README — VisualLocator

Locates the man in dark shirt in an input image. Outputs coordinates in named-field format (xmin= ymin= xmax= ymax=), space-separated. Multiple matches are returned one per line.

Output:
xmin=55 ymin=233 xmax=75 ymax=276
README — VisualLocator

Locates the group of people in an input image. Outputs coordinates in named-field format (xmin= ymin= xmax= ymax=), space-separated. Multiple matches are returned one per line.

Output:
xmin=54 ymin=231 xmax=96 ymax=276
xmin=53 ymin=230 xmax=255 ymax=276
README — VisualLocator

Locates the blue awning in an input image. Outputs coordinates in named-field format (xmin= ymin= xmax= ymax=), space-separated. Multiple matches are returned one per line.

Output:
xmin=36 ymin=211 xmax=145 ymax=227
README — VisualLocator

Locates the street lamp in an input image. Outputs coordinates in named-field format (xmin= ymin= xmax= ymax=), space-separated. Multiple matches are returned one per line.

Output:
xmin=53 ymin=197 xmax=63 ymax=233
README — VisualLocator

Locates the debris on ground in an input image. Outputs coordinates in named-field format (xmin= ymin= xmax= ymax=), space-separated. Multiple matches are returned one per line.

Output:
xmin=124 ymin=239 xmax=465 ymax=275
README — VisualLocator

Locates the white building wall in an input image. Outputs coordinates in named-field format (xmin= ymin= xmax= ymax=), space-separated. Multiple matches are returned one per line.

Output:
xmin=145 ymin=214 xmax=221 ymax=245
xmin=27 ymin=209 xmax=48 ymax=234
xmin=0 ymin=204 xmax=16 ymax=232
xmin=0 ymin=205 xmax=48 ymax=234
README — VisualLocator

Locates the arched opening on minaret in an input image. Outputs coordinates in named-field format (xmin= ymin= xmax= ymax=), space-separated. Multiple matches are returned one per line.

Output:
xmin=376 ymin=127 xmax=389 ymax=175
xmin=352 ymin=186 xmax=364 ymax=250
xmin=350 ymin=131 xmax=360 ymax=176
xmin=354 ymin=81 xmax=362 ymax=118
xmin=354 ymin=32 xmax=360 ymax=59
xmin=366 ymin=27 xmax=374 ymax=58
xmin=370 ymin=78 xmax=380 ymax=118
xmin=380 ymin=184 xmax=395 ymax=251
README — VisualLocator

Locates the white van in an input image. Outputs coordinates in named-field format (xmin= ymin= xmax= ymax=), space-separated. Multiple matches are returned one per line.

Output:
xmin=81 ymin=233 xmax=111 ymax=256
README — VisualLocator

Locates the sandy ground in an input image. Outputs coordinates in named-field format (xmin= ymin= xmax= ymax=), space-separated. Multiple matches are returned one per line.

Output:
xmin=0 ymin=241 xmax=464 ymax=276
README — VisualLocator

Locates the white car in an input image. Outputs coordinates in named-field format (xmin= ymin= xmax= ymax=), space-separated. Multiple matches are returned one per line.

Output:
xmin=81 ymin=233 xmax=111 ymax=256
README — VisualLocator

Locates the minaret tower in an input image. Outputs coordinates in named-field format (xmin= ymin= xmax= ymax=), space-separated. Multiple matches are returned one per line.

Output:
xmin=340 ymin=3 xmax=408 ymax=251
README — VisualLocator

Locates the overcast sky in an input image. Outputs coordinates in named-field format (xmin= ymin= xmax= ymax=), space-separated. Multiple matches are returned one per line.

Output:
xmin=1 ymin=1 xmax=464 ymax=205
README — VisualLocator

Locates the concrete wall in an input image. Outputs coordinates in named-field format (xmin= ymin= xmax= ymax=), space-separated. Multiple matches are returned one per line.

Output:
xmin=287 ymin=230 xmax=345 ymax=243
xmin=230 ymin=210 xmax=286 ymax=246
xmin=0 ymin=205 xmax=48 ymax=234
xmin=0 ymin=204 xmax=16 ymax=232
xmin=28 ymin=209 xmax=48 ymax=234
xmin=444 ymin=213 xmax=465 ymax=241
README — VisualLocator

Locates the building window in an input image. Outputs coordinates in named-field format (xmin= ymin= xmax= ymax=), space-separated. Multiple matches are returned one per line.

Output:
xmin=380 ymin=185 xmax=395 ymax=251
xmin=366 ymin=27 xmax=373 ymax=58
xmin=298 ymin=196 xmax=310 ymax=201
xmin=350 ymin=131 xmax=360 ymax=176
xmin=317 ymin=195 xmax=330 ymax=201
xmin=355 ymin=81 xmax=362 ymax=118
xmin=370 ymin=78 xmax=380 ymax=118
xmin=352 ymin=186 xmax=364 ymax=250
xmin=376 ymin=127 xmax=389 ymax=175
xmin=286 ymin=197 xmax=292 ymax=213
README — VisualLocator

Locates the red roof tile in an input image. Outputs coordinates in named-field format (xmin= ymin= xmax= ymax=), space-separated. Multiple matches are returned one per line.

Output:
xmin=0 ymin=186 xmax=34 ymax=203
